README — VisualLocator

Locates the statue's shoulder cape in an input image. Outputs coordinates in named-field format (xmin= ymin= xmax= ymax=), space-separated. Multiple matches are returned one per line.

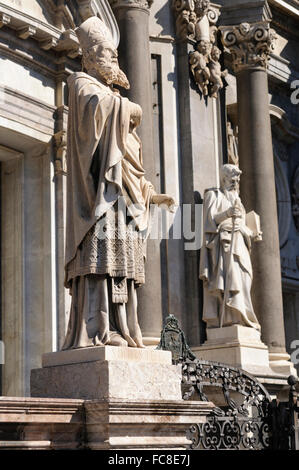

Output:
xmin=204 ymin=187 xmax=220 ymax=194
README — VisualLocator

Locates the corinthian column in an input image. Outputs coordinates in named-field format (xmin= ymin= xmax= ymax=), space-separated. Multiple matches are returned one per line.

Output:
xmin=109 ymin=0 xmax=162 ymax=345
xmin=221 ymin=22 xmax=294 ymax=374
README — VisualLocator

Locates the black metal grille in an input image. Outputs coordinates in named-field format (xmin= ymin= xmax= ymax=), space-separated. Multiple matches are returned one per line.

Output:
xmin=158 ymin=314 xmax=299 ymax=450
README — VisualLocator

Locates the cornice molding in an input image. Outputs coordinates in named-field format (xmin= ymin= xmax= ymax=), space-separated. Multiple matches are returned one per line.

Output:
xmin=0 ymin=2 xmax=80 ymax=57
xmin=0 ymin=85 xmax=56 ymax=137
xmin=217 ymin=0 xmax=272 ymax=25
xmin=0 ymin=0 xmax=120 ymax=55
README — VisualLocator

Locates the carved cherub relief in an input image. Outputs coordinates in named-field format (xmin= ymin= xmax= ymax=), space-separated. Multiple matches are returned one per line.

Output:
xmin=172 ymin=0 xmax=226 ymax=98
xmin=209 ymin=46 xmax=227 ymax=98
xmin=189 ymin=39 xmax=211 ymax=96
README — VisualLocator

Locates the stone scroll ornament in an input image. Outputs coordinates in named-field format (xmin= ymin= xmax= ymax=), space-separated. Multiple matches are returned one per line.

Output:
xmin=172 ymin=0 xmax=227 ymax=98
xmin=220 ymin=21 xmax=276 ymax=73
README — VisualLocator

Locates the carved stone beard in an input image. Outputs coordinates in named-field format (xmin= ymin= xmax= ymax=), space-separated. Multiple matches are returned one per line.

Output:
xmin=223 ymin=188 xmax=240 ymax=206
xmin=97 ymin=61 xmax=130 ymax=90
xmin=221 ymin=176 xmax=240 ymax=194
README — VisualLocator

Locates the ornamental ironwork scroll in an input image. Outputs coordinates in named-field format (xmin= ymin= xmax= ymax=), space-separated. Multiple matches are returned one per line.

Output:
xmin=183 ymin=360 xmax=272 ymax=450
xmin=158 ymin=314 xmax=299 ymax=450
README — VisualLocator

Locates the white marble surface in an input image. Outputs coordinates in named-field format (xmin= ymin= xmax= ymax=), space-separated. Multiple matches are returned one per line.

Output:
xmin=0 ymin=58 xmax=55 ymax=106
xmin=31 ymin=359 xmax=182 ymax=401
xmin=42 ymin=346 xmax=172 ymax=367
xmin=194 ymin=325 xmax=271 ymax=376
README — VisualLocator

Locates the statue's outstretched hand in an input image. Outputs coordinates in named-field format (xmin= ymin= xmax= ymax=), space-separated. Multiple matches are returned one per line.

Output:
xmin=151 ymin=194 xmax=176 ymax=213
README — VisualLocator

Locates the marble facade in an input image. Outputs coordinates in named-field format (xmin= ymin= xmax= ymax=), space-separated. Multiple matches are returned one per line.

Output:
xmin=0 ymin=0 xmax=298 ymax=401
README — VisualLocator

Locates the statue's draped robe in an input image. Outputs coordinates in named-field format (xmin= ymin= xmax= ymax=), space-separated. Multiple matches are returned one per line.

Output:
xmin=63 ymin=72 xmax=155 ymax=349
xmin=199 ymin=189 xmax=260 ymax=330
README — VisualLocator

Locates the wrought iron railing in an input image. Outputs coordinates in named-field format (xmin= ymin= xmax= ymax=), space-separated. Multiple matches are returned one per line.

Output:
xmin=157 ymin=314 xmax=299 ymax=450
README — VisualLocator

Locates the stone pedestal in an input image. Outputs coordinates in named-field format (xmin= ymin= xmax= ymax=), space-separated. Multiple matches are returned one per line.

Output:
xmin=31 ymin=346 xmax=182 ymax=401
xmin=28 ymin=346 xmax=215 ymax=449
xmin=193 ymin=326 xmax=273 ymax=376
xmin=269 ymin=352 xmax=297 ymax=376
xmin=193 ymin=325 xmax=297 ymax=396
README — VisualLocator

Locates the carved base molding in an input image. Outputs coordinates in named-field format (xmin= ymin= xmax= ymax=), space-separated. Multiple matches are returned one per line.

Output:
xmin=0 ymin=396 xmax=214 ymax=450
xmin=84 ymin=399 xmax=214 ymax=450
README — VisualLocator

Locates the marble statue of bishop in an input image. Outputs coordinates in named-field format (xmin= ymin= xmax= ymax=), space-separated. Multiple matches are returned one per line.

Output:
xmin=63 ymin=16 xmax=174 ymax=350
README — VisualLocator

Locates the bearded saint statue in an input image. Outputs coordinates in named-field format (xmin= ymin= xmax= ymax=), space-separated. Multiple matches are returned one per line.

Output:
xmin=199 ymin=164 xmax=261 ymax=330
xmin=62 ymin=16 xmax=174 ymax=350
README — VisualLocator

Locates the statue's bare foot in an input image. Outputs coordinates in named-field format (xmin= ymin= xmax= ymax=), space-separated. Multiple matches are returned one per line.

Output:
xmin=133 ymin=337 xmax=146 ymax=348
xmin=107 ymin=331 xmax=128 ymax=347
xmin=123 ymin=334 xmax=137 ymax=348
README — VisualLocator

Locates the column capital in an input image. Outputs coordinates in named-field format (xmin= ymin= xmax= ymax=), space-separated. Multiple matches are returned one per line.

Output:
xmin=220 ymin=21 xmax=276 ymax=73
xmin=108 ymin=0 xmax=153 ymax=12
xmin=172 ymin=0 xmax=218 ymax=42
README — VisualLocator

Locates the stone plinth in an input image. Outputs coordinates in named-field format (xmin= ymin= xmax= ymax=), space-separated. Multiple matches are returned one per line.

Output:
xmin=84 ymin=399 xmax=214 ymax=450
xmin=29 ymin=347 xmax=215 ymax=448
xmin=193 ymin=325 xmax=272 ymax=376
xmin=0 ymin=397 xmax=214 ymax=450
xmin=31 ymin=346 xmax=182 ymax=401
xmin=269 ymin=352 xmax=298 ymax=377
xmin=0 ymin=397 xmax=84 ymax=450
xmin=193 ymin=325 xmax=297 ymax=395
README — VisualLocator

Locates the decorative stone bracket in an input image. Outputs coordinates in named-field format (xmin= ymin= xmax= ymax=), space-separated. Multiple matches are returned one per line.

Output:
xmin=54 ymin=130 xmax=67 ymax=176
xmin=172 ymin=0 xmax=227 ymax=98
xmin=220 ymin=21 xmax=276 ymax=73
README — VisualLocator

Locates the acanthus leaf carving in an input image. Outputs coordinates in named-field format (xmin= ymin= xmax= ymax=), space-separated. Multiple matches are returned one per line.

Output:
xmin=220 ymin=21 xmax=276 ymax=73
